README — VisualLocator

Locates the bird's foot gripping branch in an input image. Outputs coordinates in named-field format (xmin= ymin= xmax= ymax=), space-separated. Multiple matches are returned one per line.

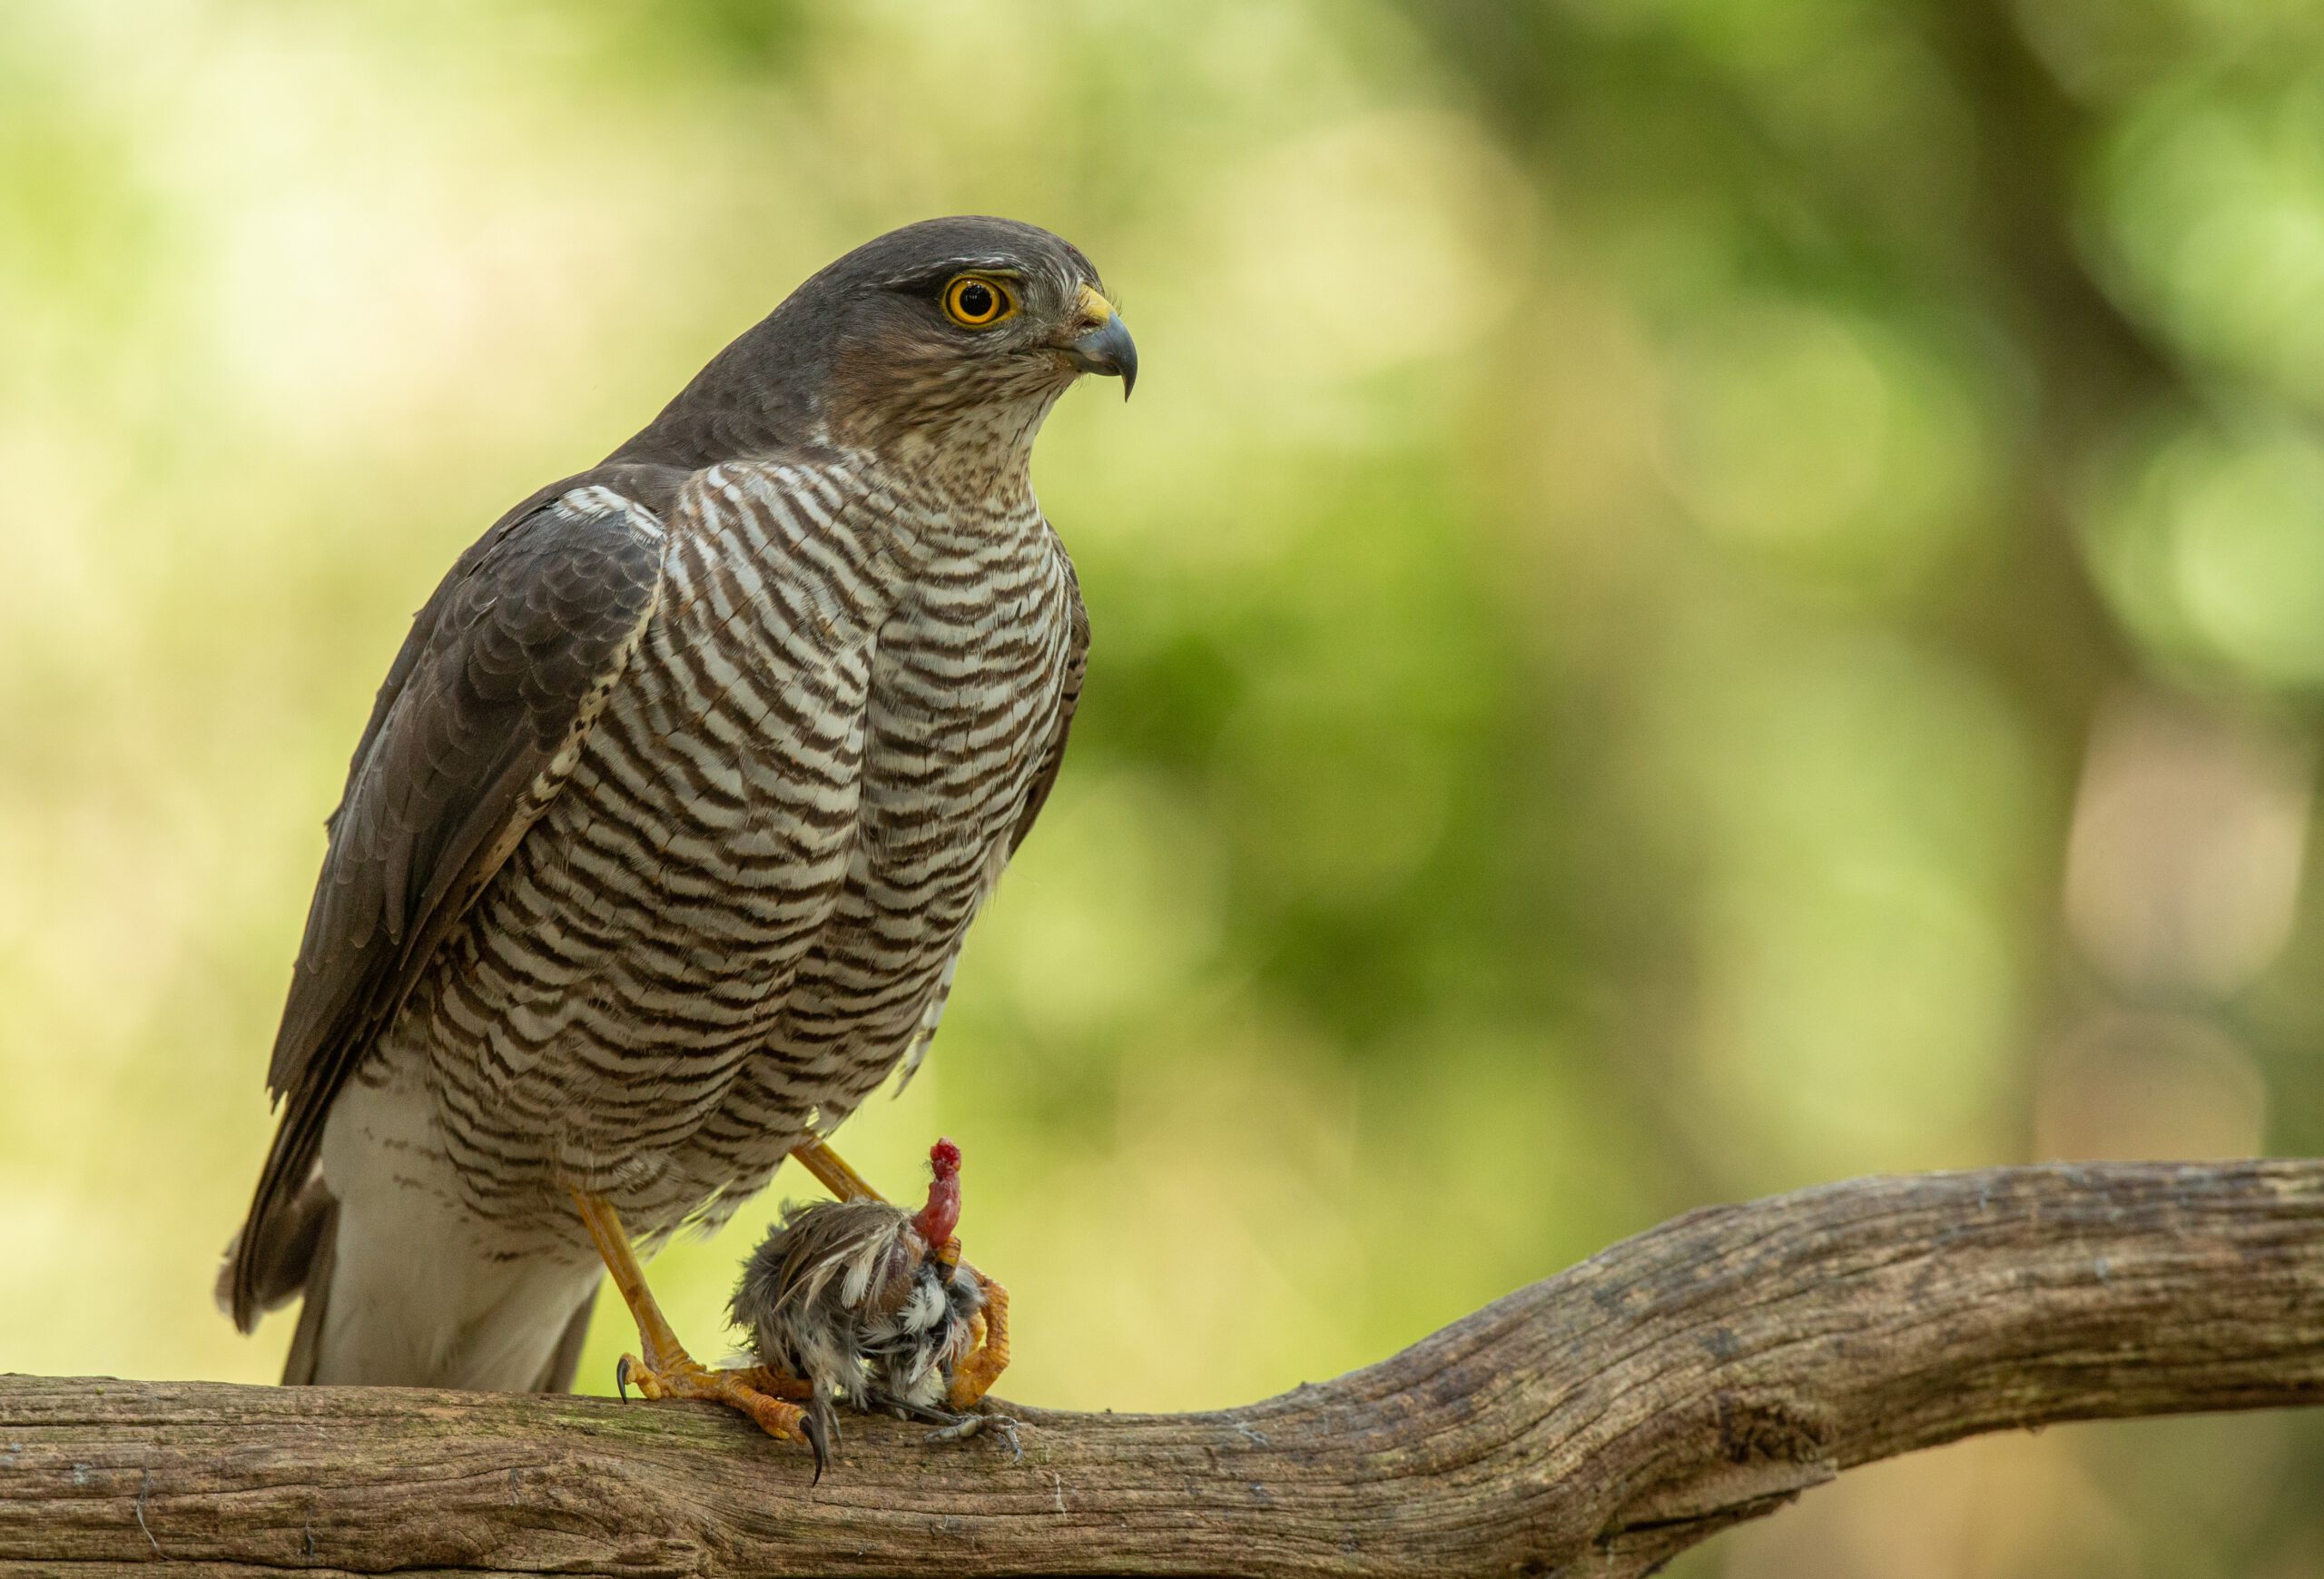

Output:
xmin=573 ymin=1134 xmax=1013 ymax=1478
xmin=12 ymin=1160 xmax=2320 ymax=1576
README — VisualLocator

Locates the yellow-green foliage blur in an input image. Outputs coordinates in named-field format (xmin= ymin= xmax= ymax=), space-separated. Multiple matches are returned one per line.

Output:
xmin=4 ymin=3 xmax=2321 ymax=1574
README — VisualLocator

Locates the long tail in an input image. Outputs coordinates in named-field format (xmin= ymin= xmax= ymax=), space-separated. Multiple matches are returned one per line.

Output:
xmin=222 ymin=1174 xmax=599 ymax=1392
xmin=276 ymin=1192 xmax=338 ymax=1386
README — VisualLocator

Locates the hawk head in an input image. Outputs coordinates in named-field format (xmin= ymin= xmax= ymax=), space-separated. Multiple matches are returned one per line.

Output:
xmin=622 ymin=215 xmax=1135 ymax=474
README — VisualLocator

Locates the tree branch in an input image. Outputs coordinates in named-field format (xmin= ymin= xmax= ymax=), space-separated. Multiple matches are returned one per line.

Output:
xmin=5 ymin=1160 xmax=2319 ymax=1576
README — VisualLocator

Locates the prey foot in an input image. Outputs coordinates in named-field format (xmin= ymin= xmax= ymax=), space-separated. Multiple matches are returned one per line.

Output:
xmin=918 ymin=1405 xmax=1023 ymax=1461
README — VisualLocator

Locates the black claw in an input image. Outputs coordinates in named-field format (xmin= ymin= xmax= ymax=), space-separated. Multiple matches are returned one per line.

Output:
xmin=802 ymin=1407 xmax=832 ymax=1483
xmin=799 ymin=1404 xmax=845 ymax=1488
xmin=615 ymin=1355 xmax=632 ymax=1403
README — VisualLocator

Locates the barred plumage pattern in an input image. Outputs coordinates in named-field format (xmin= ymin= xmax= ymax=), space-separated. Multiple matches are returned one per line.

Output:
xmin=351 ymin=457 xmax=1079 ymax=1250
xmin=227 ymin=214 xmax=1125 ymax=1392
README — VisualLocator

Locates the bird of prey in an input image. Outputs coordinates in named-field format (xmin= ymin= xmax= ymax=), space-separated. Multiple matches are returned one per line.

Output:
xmin=220 ymin=216 xmax=1135 ymax=1448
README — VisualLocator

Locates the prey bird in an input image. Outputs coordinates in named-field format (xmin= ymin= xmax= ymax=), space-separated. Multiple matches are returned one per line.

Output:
xmin=725 ymin=1137 xmax=1013 ymax=1474
xmin=219 ymin=217 xmax=1134 ymax=1447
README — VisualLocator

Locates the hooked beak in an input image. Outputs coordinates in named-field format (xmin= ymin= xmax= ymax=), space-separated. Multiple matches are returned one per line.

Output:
xmin=1066 ymin=284 xmax=1137 ymax=399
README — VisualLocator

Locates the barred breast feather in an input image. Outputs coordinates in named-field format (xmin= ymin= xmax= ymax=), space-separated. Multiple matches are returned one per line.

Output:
xmin=228 ymin=450 xmax=1084 ymax=1335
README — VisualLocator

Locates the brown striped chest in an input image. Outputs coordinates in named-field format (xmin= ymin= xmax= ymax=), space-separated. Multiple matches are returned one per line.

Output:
xmin=551 ymin=460 xmax=1075 ymax=1023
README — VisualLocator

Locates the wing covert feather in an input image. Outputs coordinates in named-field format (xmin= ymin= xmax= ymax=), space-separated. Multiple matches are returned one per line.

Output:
xmin=1009 ymin=558 xmax=1088 ymax=855
xmin=227 ymin=483 xmax=666 ymax=1329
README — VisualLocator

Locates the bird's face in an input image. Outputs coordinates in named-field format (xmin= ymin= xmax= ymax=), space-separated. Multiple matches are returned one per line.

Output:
xmin=802 ymin=216 xmax=1136 ymax=463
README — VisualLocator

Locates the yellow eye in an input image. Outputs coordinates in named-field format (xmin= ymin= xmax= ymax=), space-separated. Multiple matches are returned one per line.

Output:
xmin=941 ymin=274 xmax=1016 ymax=328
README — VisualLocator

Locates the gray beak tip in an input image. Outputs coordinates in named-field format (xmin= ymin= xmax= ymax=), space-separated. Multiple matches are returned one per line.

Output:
xmin=1068 ymin=316 xmax=1138 ymax=401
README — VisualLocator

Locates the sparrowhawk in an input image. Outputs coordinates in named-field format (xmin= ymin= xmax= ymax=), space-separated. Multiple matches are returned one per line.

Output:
xmin=220 ymin=216 xmax=1135 ymax=1447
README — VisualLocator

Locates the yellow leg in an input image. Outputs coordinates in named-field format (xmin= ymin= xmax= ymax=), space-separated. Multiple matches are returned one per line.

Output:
xmin=949 ymin=1271 xmax=1011 ymax=1410
xmin=731 ymin=1366 xmax=814 ymax=1402
xmin=789 ymin=1135 xmax=886 ymax=1203
xmin=568 ymin=1189 xmax=812 ymax=1447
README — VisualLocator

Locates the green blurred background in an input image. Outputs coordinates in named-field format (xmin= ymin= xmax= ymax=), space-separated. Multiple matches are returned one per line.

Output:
xmin=5 ymin=1 xmax=2322 ymax=1572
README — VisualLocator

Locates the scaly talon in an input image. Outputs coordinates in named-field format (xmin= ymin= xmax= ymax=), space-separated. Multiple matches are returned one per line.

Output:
xmin=571 ymin=1187 xmax=819 ymax=1463
xmin=620 ymin=1349 xmax=813 ymax=1450
xmin=948 ymin=1268 xmax=1010 ymax=1410
xmin=924 ymin=1410 xmax=1022 ymax=1460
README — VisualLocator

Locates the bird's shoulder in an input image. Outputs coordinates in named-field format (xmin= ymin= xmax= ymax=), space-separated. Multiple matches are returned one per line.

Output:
xmin=281 ymin=476 xmax=672 ymax=1082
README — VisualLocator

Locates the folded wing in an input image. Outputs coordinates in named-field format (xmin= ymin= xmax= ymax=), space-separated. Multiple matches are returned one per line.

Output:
xmin=225 ymin=478 xmax=669 ymax=1331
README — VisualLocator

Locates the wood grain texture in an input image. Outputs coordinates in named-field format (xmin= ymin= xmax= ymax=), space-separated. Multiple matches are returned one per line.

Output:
xmin=5 ymin=1160 xmax=2320 ymax=1576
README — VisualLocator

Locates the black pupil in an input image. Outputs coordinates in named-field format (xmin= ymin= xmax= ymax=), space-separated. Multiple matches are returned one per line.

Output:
xmin=957 ymin=281 xmax=994 ymax=319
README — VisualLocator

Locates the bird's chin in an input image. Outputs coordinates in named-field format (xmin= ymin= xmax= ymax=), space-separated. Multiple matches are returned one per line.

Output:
xmin=1028 ymin=349 xmax=1083 ymax=387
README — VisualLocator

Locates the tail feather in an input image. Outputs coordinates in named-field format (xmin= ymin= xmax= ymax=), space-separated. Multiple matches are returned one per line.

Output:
xmin=222 ymin=1178 xmax=600 ymax=1393
xmin=216 ymin=1170 xmax=335 ymax=1333
xmin=277 ymin=1196 xmax=340 ymax=1385
xmin=290 ymin=1189 xmax=601 ymax=1390
xmin=535 ymin=1296 xmax=596 ymax=1394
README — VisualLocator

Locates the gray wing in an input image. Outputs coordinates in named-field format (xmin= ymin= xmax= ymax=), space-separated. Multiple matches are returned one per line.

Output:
xmin=1009 ymin=561 xmax=1089 ymax=856
xmin=225 ymin=479 xmax=667 ymax=1330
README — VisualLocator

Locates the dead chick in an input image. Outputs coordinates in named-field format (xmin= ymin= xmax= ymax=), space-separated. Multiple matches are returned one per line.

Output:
xmin=728 ymin=1138 xmax=1013 ymax=1474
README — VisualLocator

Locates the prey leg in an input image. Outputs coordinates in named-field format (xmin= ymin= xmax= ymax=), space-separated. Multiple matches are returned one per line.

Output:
xmin=568 ymin=1189 xmax=820 ymax=1457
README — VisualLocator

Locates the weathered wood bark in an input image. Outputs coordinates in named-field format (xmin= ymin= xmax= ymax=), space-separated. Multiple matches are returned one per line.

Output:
xmin=4 ymin=1160 xmax=2319 ymax=1576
